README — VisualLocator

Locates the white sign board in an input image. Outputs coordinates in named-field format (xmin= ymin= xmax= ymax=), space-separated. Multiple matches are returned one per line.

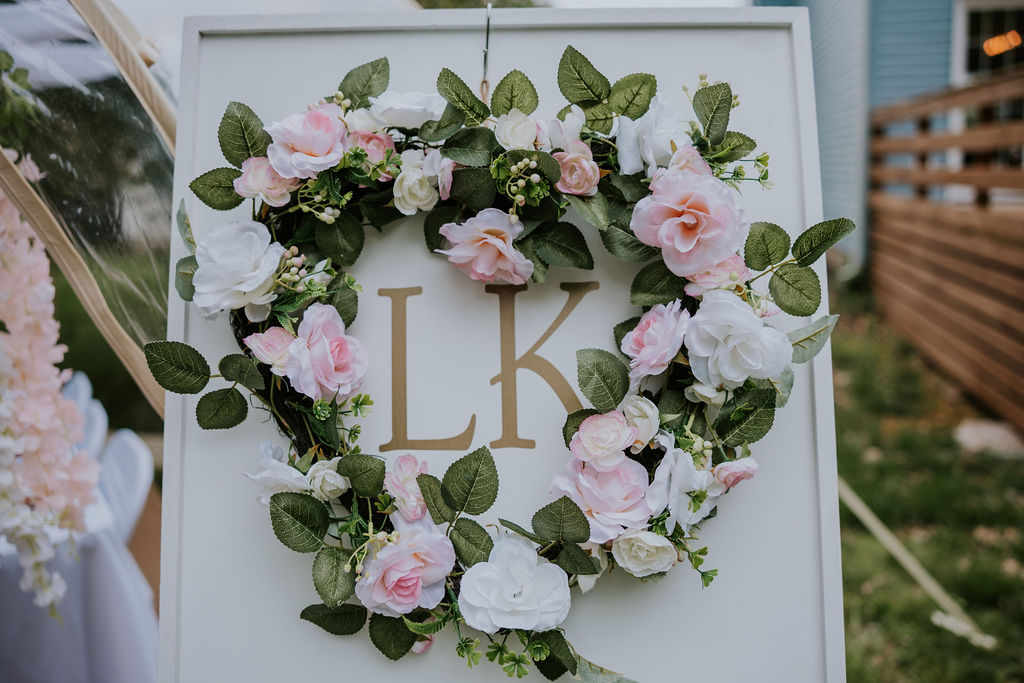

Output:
xmin=161 ymin=8 xmax=844 ymax=682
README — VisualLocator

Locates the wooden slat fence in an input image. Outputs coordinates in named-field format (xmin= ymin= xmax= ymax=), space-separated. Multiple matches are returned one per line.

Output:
xmin=870 ymin=69 xmax=1024 ymax=431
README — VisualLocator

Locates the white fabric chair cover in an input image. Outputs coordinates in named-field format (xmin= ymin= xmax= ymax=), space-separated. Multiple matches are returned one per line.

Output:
xmin=61 ymin=371 xmax=109 ymax=461
xmin=98 ymin=430 xmax=154 ymax=542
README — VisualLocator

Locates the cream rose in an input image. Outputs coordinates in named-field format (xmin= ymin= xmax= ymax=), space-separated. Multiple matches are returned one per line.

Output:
xmin=192 ymin=221 xmax=285 ymax=322
xmin=611 ymin=528 xmax=677 ymax=577
xmin=370 ymin=91 xmax=446 ymax=129
xmin=494 ymin=108 xmax=537 ymax=150
xmin=393 ymin=150 xmax=439 ymax=215
xmin=307 ymin=457 xmax=350 ymax=502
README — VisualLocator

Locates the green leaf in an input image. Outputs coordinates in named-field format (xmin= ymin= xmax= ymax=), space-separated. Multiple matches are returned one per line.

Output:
xmin=582 ymin=102 xmax=614 ymax=135
xmin=144 ymin=340 xmax=210 ymax=394
xmin=424 ymin=204 xmax=459 ymax=252
xmin=269 ymin=492 xmax=328 ymax=553
xmin=565 ymin=193 xmax=612 ymax=230
xmin=575 ymin=654 xmax=638 ymax=683
xmin=449 ymin=168 xmax=497 ymax=212
xmin=505 ymin=149 xmax=562 ymax=185
xmin=629 ymin=261 xmax=688 ymax=307
xmin=312 ymin=546 xmax=355 ymax=607
xmin=174 ymin=255 xmax=197 ymax=302
xmin=417 ymin=473 xmax=457 ymax=524
xmin=788 ymin=314 xmax=839 ymax=363
xmin=218 ymin=354 xmax=264 ymax=390
xmin=692 ymin=82 xmax=732 ymax=146
xmin=217 ymin=101 xmax=271 ymax=167
xmin=196 ymin=387 xmax=247 ymax=429
xmin=450 ymin=517 xmax=494 ymax=568
xmin=528 ymin=222 xmax=593 ymax=270
xmin=758 ymin=367 xmax=795 ymax=408
xmin=563 ymin=409 xmax=599 ymax=447
xmin=402 ymin=615 xmax=448 ymax=635
xmin=368 ymin=613 xmax=417 ymax=661
xmin=418 ymin=103 xmax=465 ymax=142
xmin=499 ymin=519 xmax=546 ymax=545
xmin=300 ymin=603 xmax=367 ymax=636
xmin=441 ymin=126 xmax=499 ymax=167
xmin=576 ymin=348 xmax=629 ymax=413
xmin=491 ymin=69 xmax=539 ymax=116
xmin=600 ymin=220 xmax=658 ymax=263
xmin=557 ymin=46 xmax=611 ymax=104
xmin=325 ymin=278 xmax=358 ymax=327
xmin=339 ymin=57 xmax=389 ymax=110
xmin=514 ymin=236 xmax=548 ymax=284
xmin=360 ymin=190 xmax=402 ymax=229
xmin=532 ymin=496 xmax=591 ymax=544
xmin=176 ymin=199 xmax=195 ymax=252
xmin=657 ymin=389 xmax=687 ymax=429
xmin=535 ymin=630 xmax=578 ymax=679
xmin=769 ymin=264 xmax=821 ymax=317
xmin=612 ymin=317 xmax=640 ymax=355
xmin=745 ymin=221 xmax=791 ymax=270
xmin=441 ymin=446 xmax=499 ymax=516
xmin=436 ymin=68 xmax=490 ymax=126
xmin=315 ymin=212 xmax=364 ymax=268
xmin=336 ymin=453 xmax=385 ymax=498
xmin=0 ymin=51 xmax=13 ymax=71
xmin=606 ymin=173 xmax=648 ymax=203
xmin=608 ymin=73 xmax=657 ymax=119
xmin=713 ymin=388 xmax=777 ymax=447
xmin=555 ymin=542 xmax=600 ymax=575
xmin=791 ymin=218 xmax=856 ymax=267
xmin=711 ymin=131 xmax=757 ymax=163
xmin=189 ymin=167 xmax=243 ymax=210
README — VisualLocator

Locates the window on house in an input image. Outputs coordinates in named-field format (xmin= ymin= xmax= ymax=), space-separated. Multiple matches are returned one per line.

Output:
xmin=964 ymin=8 xmax=1023 ymax=167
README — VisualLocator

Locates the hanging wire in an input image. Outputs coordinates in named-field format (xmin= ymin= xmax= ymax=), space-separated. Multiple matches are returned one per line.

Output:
xmin=480 ymin=3 xmax=493 ymax=104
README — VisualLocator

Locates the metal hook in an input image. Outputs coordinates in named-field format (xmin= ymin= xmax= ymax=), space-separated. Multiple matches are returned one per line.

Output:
xmin=480 ymin=3 xmax=492 ymax=104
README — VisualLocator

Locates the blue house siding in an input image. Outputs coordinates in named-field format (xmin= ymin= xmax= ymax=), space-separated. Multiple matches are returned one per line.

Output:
xmin=869 ymin=0 xmax=954 ymax=108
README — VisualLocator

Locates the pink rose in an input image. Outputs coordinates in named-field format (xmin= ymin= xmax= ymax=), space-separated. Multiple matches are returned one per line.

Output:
xmin=354 ymin=517 xmax=455 ymax=617
xmin=553 ymin=141 xmax=600 ymax=197
xmin=350 ymin=130 xmax=398 ymax=181
xmin=550 ymin=459 xmax=652 ymax=543
xmin=714 ymin=458 xmax=758 ymax=489
xmin=384 ymin=454 xmax=429 ymax=522
xmin=266 ymin=104 xmax=348 ymax=179
xmin=244 ymin=326 xmax=295 ymax=376
xmin=665 ymin=144 xmax=712 ymax=176
xmin=569 ymin=411 xmax=636 ymax=472
xmin=284 ymin=302 xmax=368 ymax=401
xmin=436 ymin=208 xmax=534 ymax=285
xmin=411 ymin=635 xmax=435 ymax=655
xmin=233 ymin=157 xmax=301 ymax=207
xmin=630 ymin=170 xmax=745 ymax=277
xmin=620 ymin=299 xmax=690 ymax=386
xmin=683 ymin=253 xmax=752 ymax=297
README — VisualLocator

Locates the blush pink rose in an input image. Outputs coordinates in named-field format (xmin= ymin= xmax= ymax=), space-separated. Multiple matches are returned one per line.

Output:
xmin=350 ymin=130 xmax=398 ymax=181
xmin=233 ymin=156 xmax=301 ymax=207
xmin=436 ymin=208 xmax=534 ymax=285
xmin=244 ymin=326 xmax=295 ymax=376
xmin=411 ymin=635 xmax=435 ymax=655
xmin=284 ymin=302 xmax=368 ymax=402
xmin=683 ymin=253 xmax=753 ymax=297
xmin=569 ymin=411 xmax=636 ymax=472
xmin=665 ymin=144 xmax=713 ymax=176
xmin=630 ymin=170 xmax=745 ymax=277
xmin=354 ymin=517 xmax=455 ymax=617
xmin=266 ymin=104 xmax=348 ymax=179
xmin=714 ymin=458 xmax=759 ymax=489
xmin=384 ymin=454 xmax=429 ymax=522
xmin=620 ymin=299 xmax=690 ymax=386
xmin=553 ymin=141 xmax=600 ymax=197
xmin=550 ymin=459 xmax=652 ymax=544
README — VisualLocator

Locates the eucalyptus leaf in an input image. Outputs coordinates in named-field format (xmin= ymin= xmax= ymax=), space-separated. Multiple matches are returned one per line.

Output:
xmin=217 ymin=101 xmax=271 ymax=167
xmin=315 ymin=212 xmax=365 ymax=268
xmin=713 ymin=388 xmax=777 ymax=447
xmin=312 ymin=546 xmax=355 ymax=607
xmin=450 ymin=517 xmax=494 ymax=568
xmin=174 ymin=255 xmax=197 ymax=302
xmin=576 ymin=348 xmax=629 ymax=413
xmin=196 ymin=387 xmax=247 ymax=430
xmin=300 ymin=603 xmax=366 ymax=636
xmin=759 ymin=367 xmax=795 ymax=408
xmin=336 ymin=453 xmax=386 ymax=498
xmin=339 ymin=57 xmax=389 ymax=110
xmin=189 ymin=167 xmax=243 ymax=210
xmin=744 ymin=221 xmax=791 ymax=271
xmin=436 ymin=68 xmax=490 ymax=126
xmin=788 ymin=314 xmax=839 ymax=363
xmin=629 ymin=261 xmax=688 ymax=306
xmin=791 ymin=218 xmax=856 ymax=267
xmin=769 ymin=264 xmax=821 ymax=317
xmin=491 ymin=69 xmax=539 ymax=116
xmin=692 ymin=82 xmax=732 ymax=146
xmin=608 ymin=73 xmax=657 ymax=119
xmin=575 ymin=654 xmax=639 ymax=683
xmin=532 ymin=495 xmax=591 ymax=544
xmin=269 ymin=492 xmax=329 ymax=553
xmin=143 ymin=340 xmax=210 ymax=394
xmin=557 ymin=46 xmax=611 ymax=104
xmin=218 ymin=354 xmax=264 ymax=391
xmin=441 ymin=446 xmax=499 ymax=516
xmin=449 ymin=168 xmax=497 ymax=212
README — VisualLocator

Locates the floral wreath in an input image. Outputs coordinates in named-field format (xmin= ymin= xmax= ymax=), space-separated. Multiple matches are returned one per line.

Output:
xmin=147 ymin=47 xmax=853 ymax=681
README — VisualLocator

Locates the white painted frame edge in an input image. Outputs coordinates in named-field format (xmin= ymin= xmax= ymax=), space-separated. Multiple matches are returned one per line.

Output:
xmin=158 ymin=9 xmax=845 ymax=683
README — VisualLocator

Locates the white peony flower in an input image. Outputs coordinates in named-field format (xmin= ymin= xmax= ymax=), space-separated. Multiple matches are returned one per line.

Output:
xmin=645 ymin=432 xmax=716 ymax=532
xmin=458 ymin=535 xmax=571 ymax=634
xmin=618 ymin=395 xmax=660 ymax=453
xmin=307 ymin=457 xmax=350 ymax=502
xmin=494 ymin=108 xmax=537 ymax=150
xmin=611 ymin=528 xmax=677 ymax=577
xmin=344 ymin=107 xmax=384 ymax=133
xmin=536 ymin=105 xmax=585 ymax=152
xmin=393 ymin=150 xmax=439 ymax=216
xmin=616 ymin=97 xmax=691 ymax=175
xmin=192 ymin=221 xmax=285 ymax=322
xmin=370 ymin=91 xmax=447 ymax=129
xmin=684 ymin=290 xmax=793 ymax=390
xmin=244 ymin=441 xmax=309 ymax=504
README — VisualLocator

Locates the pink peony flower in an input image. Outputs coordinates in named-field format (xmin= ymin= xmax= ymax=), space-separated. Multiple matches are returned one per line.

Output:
xmin=384 ymin=454 xmax=429 ymax=522
xmin=569 ymin=411 xmax=636 ymax=472
xmin=349 ymin=130 xmax=398 ymax=181
xmin=630 ymin=170 xmax=745 ymax=277
xmin=665 ymin=144 xmax=713 ymax=176
xmin=713 ymin=458 xmax=759 ymax=489
xmin=284 ymin=303 xmax=368 ymax=402
xmin=620 ymin=299 xmax=690 ymax=386
xmin=266 ymin=104 xmax=348 ymax=179
xmin=553 ymin=141 xmax=601 ymax=197
xmin=354 ymin=517 xmax=455 ymax=617
xmin=244 ymin=326 xmax=295 ymax=376
xmin=550 ymin=459 xmax=652 ymax=544
xmin=436 ymin=208 xmax=534 ymax=285
xmin=683 ymin=253 xmax=752 ymax=297
xmin=233 ymin=157 xmax=301 ymax=207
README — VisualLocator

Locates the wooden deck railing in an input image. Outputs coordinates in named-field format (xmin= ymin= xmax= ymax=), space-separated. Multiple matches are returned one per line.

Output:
xmin=869 ymin=69 xmax=1024 ymax=431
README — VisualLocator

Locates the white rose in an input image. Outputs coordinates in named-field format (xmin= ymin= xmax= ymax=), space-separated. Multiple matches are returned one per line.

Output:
xmin=192 ymin=221 xmax=285 ymax=322
xmin=393 ymin=150 xmax=439 ymax=215
xmin=458 ymin=535 xmax=571 ymax=634
xmin=645 ymin=432 xmax=715 ymax=532
xmin=685 ymin=290 xmax=793 ymax=390
xmin=618 ymin=395 xmax=660 ymax=453
xmin=244 ymin=441 xmax=308 ymax=504
xmin=611 ymin=528 xmax=677 ymax=577
xmin=369 ymin=91 xmax=446 ymax=129
xmin=576 ymin=541 xmax=610 ymax=593
xmin=494 ymin=108 xmax=537 ymax=150
xmin=684 ymin=382 xmax=728 ymax=409
xmin=299 ymin=258 xmax=333 ymax=291
xmin=307 ymin=457 xmax=350 ymax=502
xmin=344 ymin=107 xmax=384 ymax=133
xmin=536 ymin=105 xmax=585 ymax=151
xmin=617 ymin=96 xmax=691 ymax=175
